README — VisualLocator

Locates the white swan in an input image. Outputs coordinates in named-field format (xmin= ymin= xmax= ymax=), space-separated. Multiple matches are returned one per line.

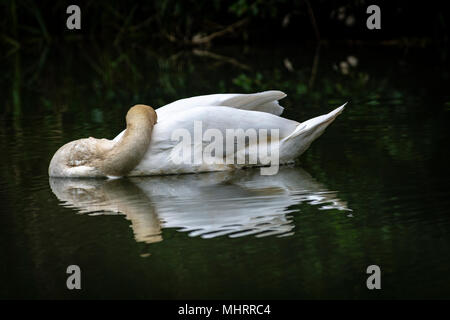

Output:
xmin=49 ymin=90 xmax=345 ymax=177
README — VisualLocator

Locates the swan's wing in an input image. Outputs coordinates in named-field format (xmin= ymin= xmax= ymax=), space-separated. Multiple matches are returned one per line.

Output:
xmin=148 ymin=106 xmax=299 ymax=154
xmin=128 ymin=106 xmax=299 ymax=174
xmin=113 ymin=92 xmax=288 ymax=143
xmin=156 ymin=90 xmax=287 ymax=121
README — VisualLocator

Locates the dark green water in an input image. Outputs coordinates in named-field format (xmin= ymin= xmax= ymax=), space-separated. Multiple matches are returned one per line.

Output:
xmin=0 ymin=43 xmax=449 ymax=299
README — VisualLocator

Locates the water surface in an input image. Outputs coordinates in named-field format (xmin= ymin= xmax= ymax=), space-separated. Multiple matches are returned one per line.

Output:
xmin=0 ymin=44 xmax=449 ymax=299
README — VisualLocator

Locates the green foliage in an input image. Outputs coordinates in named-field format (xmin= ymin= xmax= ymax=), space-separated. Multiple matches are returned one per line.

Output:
xmin=229 ymin=0 xmax=286 ymax=18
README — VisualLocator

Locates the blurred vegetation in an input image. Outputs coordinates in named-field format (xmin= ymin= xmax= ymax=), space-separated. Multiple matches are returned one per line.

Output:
xmin=0 ymin=0 xmax=447 ymax=119
xmin=0 ymin=0 xmax=448 ymax=51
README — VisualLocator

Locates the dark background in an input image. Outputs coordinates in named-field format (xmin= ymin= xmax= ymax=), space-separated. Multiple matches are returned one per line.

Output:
xmin=1 ymin=1 xmax=448 ymax=48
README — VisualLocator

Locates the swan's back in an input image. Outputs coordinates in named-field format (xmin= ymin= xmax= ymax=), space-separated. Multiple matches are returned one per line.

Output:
xmin=155 ymin=90 xmax=287 ymax=121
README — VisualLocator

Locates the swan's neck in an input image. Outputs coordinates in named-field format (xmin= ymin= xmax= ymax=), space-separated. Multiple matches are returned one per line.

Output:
xmin=99 ymin=118 xmax=153 ymax=177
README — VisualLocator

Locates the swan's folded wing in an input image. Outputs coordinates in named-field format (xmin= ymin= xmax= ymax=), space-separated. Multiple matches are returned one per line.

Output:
xmin=217 ymin=90 xmax=286 ymax=114
xmin=113 ymin=91 xmax=287 ymax=142
xmin=156 ymin=90 xmax=287 ymax=121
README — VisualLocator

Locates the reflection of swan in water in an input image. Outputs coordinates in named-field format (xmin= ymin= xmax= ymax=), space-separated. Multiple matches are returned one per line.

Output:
xmin=49 ymin=167 xmax=351 ymax=244
xmin=49 ymin=178 xmax=163 ymax=243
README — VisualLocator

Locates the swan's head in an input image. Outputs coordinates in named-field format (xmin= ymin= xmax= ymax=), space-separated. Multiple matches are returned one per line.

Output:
xmin=126 ymin=104 xmax=157 ymax=127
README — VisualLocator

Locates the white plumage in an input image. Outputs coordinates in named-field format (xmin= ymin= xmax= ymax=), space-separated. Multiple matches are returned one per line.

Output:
xmin=49 ymin=90 xmax=345 ymax=177
xmin=113 ymin=90 xmax=346 ymax=176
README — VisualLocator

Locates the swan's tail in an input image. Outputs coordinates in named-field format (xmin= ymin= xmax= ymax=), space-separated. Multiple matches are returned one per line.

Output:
xmin=279 ymin=103 xmax=347 ymax=162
